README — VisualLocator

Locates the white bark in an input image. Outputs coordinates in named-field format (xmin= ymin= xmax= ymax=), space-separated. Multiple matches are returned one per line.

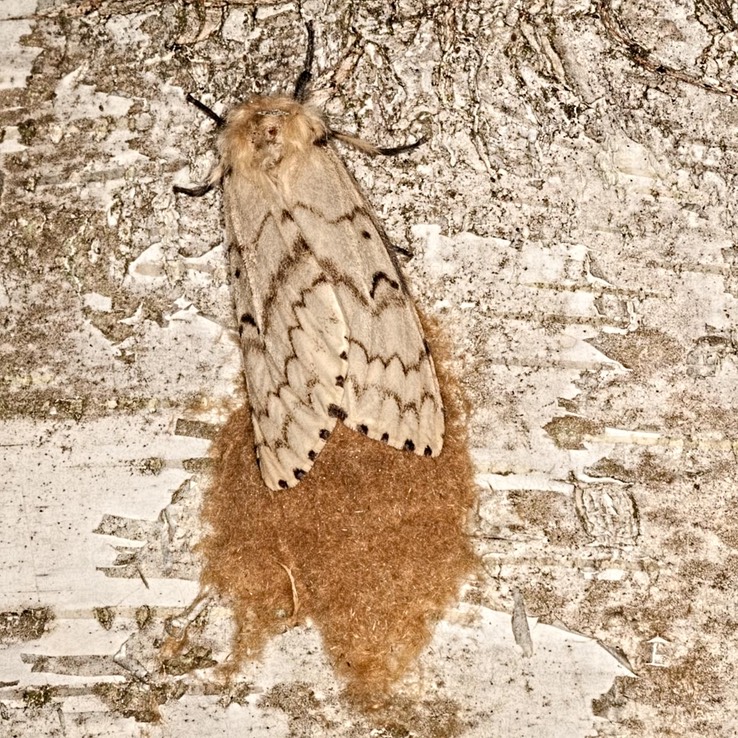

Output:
xmin=2 ymin=0 xmax=737 ymax=734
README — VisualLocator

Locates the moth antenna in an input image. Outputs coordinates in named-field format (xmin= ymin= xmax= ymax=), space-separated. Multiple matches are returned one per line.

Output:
xmin=293 ymin=21 xmax=315 ymax=102
xmin=331 ymin=130 xmax=428 ymax=157
xmin=184 ymin=93 xmax=225 ymax=127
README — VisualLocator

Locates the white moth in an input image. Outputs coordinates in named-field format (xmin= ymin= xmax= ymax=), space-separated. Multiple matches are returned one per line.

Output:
xmin=175 ymin=25 xmax=444 ymax=490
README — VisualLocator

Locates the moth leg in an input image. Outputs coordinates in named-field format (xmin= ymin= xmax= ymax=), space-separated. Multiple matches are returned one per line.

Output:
xmin=184 ymin=92 xmax=225 ymax=127
xmin=330 ymin=130 xmax=428 ymax=156
xmin=173 ymin=95 xmax=224 ymax=196
xmin=173 ymin=182 xmax=213 ymax=197
xmin=293 ymin=21 xmax=315 ymax=102
xmin=376 ymin=137 xmax=428 ymax=156
xmin=393 ymin=245 xmax=414 ymax=258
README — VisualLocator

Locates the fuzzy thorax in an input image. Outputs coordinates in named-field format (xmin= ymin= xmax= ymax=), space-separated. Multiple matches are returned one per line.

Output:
xmin=216 ymin=96 xmax=327 ymax=176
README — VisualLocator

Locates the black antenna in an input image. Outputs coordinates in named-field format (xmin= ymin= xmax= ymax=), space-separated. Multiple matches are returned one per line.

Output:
xmin=293 ymin=21 xmax=315 ymax=102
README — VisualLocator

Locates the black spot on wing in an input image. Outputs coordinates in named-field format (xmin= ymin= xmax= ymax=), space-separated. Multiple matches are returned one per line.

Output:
xmin=424 ymin=445 xmax=433 ymax=456
xmin=404 ymin=439 xmax=415 ymax=452
xmin=380 ymin=432 xmax=389 ymax=442
xmin=358 ymin=424 xmax=368 ymax=435
xmin=294 ymin=468 xmax=306 ymax=480
xmin=319 ymin=428 xmax=330 ymax=440
xmin=328 ymin=404 xmax=347 ymax=421
xmin=278 ymin=479 xmax=288 ymax=489
xmin=308 ymin=450 xmax=317 ymax=461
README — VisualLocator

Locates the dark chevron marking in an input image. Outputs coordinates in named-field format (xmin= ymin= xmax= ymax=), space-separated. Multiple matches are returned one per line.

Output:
xmin=348 ymin=337 xmax=429 ymax=375
xmin=295 ymin=235 xmax=310 ymax=251
xmin=246 ymin=280 xmax=347 ymax=423
xmin=251 ymin=211 xmax=275 ymax=247
xmin=247 ymin=328 xmax=437 ymax=446
xmin=328 ymin=404 xmax=347 ymax=421
xmin=281 ymin=210 xmax=294 ymax=222
xmin=240 ymin=313 xmax=257 ymax=327
xmin=257 ymin=237 xmax=408 ymax=337
xmin=292 ymin=201 xmax=370 ymax=225
xmin=369 ymin=271 xmax=400 ymax=299
xmin=346 ymin=383 xmax=439 ymax=418
xmin=262 ymin=257 xmax=329 ymax=333
xmin=332 ymin=204 xmax=371 ymax=224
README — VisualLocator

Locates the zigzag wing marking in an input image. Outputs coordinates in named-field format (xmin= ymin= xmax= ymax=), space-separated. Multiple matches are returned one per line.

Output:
xmin=224 ymin=174 xmax=349 ymax=490
xmin=286 ymin=147 xmax=445 ymax=458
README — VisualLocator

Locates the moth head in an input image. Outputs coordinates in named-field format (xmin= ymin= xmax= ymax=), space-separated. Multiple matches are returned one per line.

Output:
xmin=219 ymin=96 xmax=327 ymax=173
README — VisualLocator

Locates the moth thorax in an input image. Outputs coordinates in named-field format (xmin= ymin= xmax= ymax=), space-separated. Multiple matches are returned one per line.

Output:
xmin=251 ymin=113 xmax=287 ymax=170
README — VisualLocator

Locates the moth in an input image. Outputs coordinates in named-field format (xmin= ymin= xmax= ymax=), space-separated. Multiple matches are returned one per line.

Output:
xmin=174 ymin=24 xmax=444 ymax=490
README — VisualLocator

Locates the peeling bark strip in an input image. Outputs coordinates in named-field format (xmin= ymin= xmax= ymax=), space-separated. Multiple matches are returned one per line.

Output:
xmin=174 ymin=24 xmax=444 ymax=491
